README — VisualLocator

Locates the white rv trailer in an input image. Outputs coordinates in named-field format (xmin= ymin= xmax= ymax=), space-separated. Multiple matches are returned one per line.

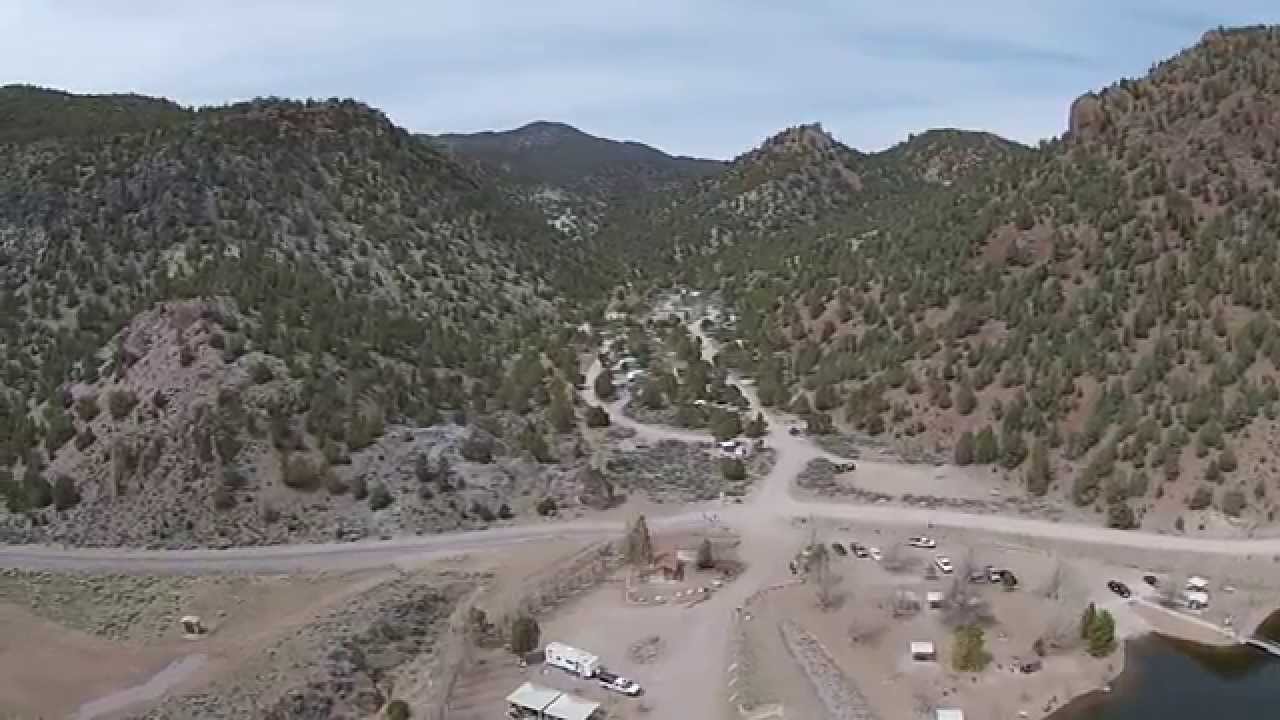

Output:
xmin=544 ymin=642 xmax=601 ymax=678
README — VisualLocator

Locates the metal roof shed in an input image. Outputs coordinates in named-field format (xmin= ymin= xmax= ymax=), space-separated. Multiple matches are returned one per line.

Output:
xmin=936 ymin=709 xmax=965 ymax=720
xmin=506 ymin=682 xmax=561 ymax=714
xmin=544 ymin=693 xmax=601 ymax=720
xmin=910 ymin=641 xmax=937 ymax=660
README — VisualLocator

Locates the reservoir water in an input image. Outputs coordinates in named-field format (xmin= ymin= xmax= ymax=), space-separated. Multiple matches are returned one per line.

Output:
xmin=1052 ymin=612 xmax=1280 ymax=720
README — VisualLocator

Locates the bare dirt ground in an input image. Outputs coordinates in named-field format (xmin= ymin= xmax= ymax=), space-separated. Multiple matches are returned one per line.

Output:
xmin=0 ymin=568 xmax=397 ymax=719
xmin=0 ymin=602 xmax=178 ymax=720
xmin=741 ymin=537 xmax=1123 ymax=720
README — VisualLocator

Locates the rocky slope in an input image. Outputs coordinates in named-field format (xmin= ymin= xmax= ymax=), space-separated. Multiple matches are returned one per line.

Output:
xmin=705 ymin=26 xmax=1280 ymax=532
xmin=0 ymin=95 xmax=620 ymax=545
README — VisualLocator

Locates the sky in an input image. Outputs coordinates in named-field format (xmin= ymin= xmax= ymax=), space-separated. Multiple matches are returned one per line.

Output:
xmin=3 ymin=1 xmax=1280 ymax=159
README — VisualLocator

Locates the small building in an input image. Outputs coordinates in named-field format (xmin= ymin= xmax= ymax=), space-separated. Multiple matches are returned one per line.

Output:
xmin=505 ymin=682 xmax=602 ymax=720
xmin=544 ymin=693 xmax=601 ymax=720
xmin=718 ymin=439 xmax=749 ymax=458
xmin=936 ymin=709 xmax=965 ymax=720
xmin=926 ymin=592 xmax=945 ymax=609
xmin=652 ymin=552 xmax=685 ymax=581
xmin=626 ymin=369 xmax=646 ymax=384
xmin=1186 ymin=576 xmax=1210 ymax=592
xmin=910 ymin=641 xmax=937 ymax=662
xmin=180 ymin=615 xmax=206 ymax=637
xmin=507 ymin=682 xmax=562 ymax=719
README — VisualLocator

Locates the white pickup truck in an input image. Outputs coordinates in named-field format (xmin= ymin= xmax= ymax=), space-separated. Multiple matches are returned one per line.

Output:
xmin=597 ymin=670 xmax=643 ymax=696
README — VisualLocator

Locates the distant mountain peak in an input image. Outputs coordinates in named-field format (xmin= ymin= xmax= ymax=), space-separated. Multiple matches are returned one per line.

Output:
xmin=435 ymin=121 xmax=724 ymax=198
xmin=753 ymin=123 xmax=840 ymax=158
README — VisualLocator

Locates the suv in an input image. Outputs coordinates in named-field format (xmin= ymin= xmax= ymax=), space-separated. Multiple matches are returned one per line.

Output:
xmin=1107 ymin=580 xmax=1131 ymax=598
xmin=934 ymin=556 xmax=955 ymax=574
xmin=908 ymin=536 xmax=937 ymax=549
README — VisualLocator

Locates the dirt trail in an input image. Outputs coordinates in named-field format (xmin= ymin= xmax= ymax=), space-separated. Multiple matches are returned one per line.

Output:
xmin=74 ymin=654 xmax=208 ymax=720
xmin=6 ymin=312 xmax=1280 ymax=577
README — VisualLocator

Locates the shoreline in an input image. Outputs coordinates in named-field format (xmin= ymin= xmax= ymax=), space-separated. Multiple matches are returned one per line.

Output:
xmin=1045 ymin=605 xmax=1280 ymax=720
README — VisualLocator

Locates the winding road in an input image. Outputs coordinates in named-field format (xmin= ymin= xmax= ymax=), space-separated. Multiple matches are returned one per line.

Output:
xmin=3 ymin=307 xmax=1280 ymax=574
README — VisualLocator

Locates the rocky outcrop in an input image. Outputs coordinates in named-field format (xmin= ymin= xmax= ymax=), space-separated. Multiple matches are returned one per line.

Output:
xmin=1067 ymin=93 xmax=1106 ymax=142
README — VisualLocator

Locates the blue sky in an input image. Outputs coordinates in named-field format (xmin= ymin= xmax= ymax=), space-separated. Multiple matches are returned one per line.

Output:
xmin=3 ymin=1 xmax=1279 ymax=158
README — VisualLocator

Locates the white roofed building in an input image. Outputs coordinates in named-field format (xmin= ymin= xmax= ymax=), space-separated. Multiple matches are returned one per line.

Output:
xmin=545 ymin=693 xmax=601 ymax=720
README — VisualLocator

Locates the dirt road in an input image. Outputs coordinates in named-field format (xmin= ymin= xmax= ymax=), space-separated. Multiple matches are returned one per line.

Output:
xmin=5 ymin=315 xmax=1280 ymax=575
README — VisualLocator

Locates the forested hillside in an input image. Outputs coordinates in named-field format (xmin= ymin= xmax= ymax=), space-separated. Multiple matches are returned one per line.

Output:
xmin=699 ymin=26 xmax=1280 ymax=531
xmin=0 ymin=92 xmax=609 ymax=545
xmin=6 ymin=25 xmax=1280 ymax=543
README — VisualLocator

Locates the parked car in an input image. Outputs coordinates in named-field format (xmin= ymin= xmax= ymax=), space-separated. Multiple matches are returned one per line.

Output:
xmin=1107 ymin=580 xmax=1132 ymax=598
xmin=789 ymin=427 xmax=801 ymax=436
xmin=986 ymin=568 xmax=1018 ymax=587
xmin=831 ymin=542 xmax=848 ymax=556
xmin=1143 ymin=574 xmax=1159 ymax=587
xmin=868 ymin=547 xmax=883 ymax=561
xmin=908 ymin=536 xmax=937 ymax=549
xmin=833 ymin=462 xmax=857 ymax=473
xmin=934 ymin=556 xmax=954 ymax=574
xmin=968 ymin=569 xmax=989 ymax=584
xmin=851 ymin=544 xmax=870 ymax=558
xmin=597 ymin=670 xmax=642 ymax=696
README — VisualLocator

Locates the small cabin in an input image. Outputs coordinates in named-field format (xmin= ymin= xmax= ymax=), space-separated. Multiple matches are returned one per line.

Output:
xmin=926 ymin=592 xmax=945 ymax=609
xmin=910 ymin=641 xmax=937 ymax=662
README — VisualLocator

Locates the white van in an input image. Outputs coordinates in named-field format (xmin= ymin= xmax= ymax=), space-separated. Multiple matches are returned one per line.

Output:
xmin=544 ymin=642 xmax=601 ymax=678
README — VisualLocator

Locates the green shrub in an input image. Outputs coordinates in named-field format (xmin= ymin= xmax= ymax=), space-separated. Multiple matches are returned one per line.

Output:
xmin=721 ymin=458 xmax=747 ymax=482
xmin=385 ymin=699 xmax=411 ymax=720
xmin=585 ymin=405 xmax=611 ymax=428
xmin=282 ymin=454 xmax=323 ymax=491
xmin=368 ymin=483 xmax=393 ymax=510
xmin=952 ymin=625 xmax=991 ymax=672
xmin=107 ymin=389 xmax=138 ymax=420
xmin=52 ymin=475 xmax=81 ymax=511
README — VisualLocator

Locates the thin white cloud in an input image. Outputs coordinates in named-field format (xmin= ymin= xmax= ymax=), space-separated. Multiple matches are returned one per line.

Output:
xmin=2 ymin=1 xmax=1278 ymax=158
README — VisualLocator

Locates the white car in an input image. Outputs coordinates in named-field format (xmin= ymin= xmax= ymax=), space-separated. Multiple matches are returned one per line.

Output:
xmin=598 ymin=670 xmax=642 ymax=696
xmin=934 ymin=556 xmax=954 ymax=574
xmin=868 ymin=547 xmax=883 ymax=561
xmin=908 ymin=536 xmax=937 ymax=549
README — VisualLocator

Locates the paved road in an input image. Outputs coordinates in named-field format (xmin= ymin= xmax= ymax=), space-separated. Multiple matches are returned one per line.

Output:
xmin=4 ymin=308 xmax=1280 ymax=573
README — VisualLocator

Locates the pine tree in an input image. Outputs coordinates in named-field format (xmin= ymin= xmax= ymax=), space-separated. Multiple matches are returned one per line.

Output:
xmin=547 ymin=383 xmax=575 ymax=433
xmin=956 ymin=382 xmax=977 ymax=416
xmin=975 ymin=426 xmax=1000 ymax=464
xmin=1086 ymin=607 xmax=1117 ymax=657
xmin=696 ymin=538 xmax=715 ymax=569
xmin=593 ymin=368 xmax=616 ymax=401
xmin=509 ymin=613 xmax=541 ymax=655
xmin=1081 ymin=603 xmax=1098 ymax=640
xmin=955 ymin=431 xmax=976 ymax=466
xmin=624 ymin=515 xmax=654 ymax=566
xmin=1026 ymin=441 xmax=1052 ymax=496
